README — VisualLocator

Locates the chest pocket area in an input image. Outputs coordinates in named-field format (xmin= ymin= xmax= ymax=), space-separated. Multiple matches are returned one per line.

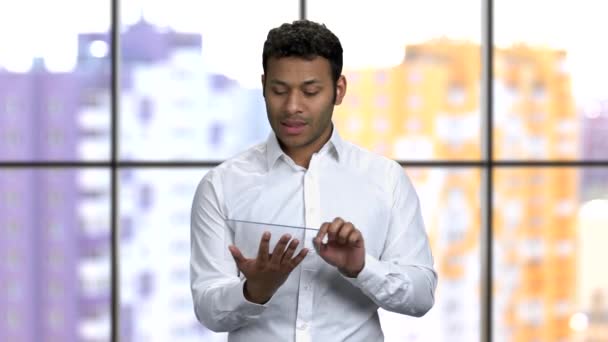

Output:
xmin=320 ymin=183 xmax=391 ymax=259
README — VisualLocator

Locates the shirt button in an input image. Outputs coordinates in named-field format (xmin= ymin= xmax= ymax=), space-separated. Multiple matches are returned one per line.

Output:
xmin=297 ymin=321 xmax=308 ymax=330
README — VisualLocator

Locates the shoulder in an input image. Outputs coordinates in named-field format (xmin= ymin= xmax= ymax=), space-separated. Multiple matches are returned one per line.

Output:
xmin=337 ymin=140 xmax=417 ymax=205
xmin=211 ymin=142 xmax=266 ymax=176
xmin=339 ymin=140 xmax=404 ymax=184
xmin=197 ymin=142 xmax=267 ymax=190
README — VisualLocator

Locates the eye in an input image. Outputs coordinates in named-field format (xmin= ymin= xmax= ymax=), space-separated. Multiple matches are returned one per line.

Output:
xmin=303 ymin=90 xmax=320 ymax=97
xmin=271 ymin=88 xmax=287 ymax=95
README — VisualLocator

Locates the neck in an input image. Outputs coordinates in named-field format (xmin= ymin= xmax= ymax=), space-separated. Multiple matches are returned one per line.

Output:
xmin=283 ymin=124 xmax=333 ymax=169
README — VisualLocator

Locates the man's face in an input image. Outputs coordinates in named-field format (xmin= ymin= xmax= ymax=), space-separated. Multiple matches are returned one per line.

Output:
xmin=262 ymin=56 xmax=346 ymax=153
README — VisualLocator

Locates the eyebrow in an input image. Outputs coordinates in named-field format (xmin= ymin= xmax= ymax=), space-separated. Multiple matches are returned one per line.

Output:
xmin=269 ymin=79 xmax=322 ymax=87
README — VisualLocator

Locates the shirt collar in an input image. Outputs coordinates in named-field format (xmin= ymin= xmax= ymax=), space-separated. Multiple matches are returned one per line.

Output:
xmin=266 ymin=123 xmax=344 ymax=170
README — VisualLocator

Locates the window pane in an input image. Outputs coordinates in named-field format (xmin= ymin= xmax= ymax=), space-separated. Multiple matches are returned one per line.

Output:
xmin=495 ymin=0 xmax=608 ymax=160
xmin=307 ymin=0 xmax=481 ymax=160
xmin=121 ymin=168 xmax=480 ymax=341
xmin=119 ymin=169 xmax=225 ymax=341
xmin=0 ymin=168 xmax=111 ymax=341
xmin=493 ymin=167 xmax=608 ymax=341
xmin=118 ymin=1 xmax=298 ymax=161
xmin=0 ymin=1 xmax=111 ymax=161
xmin=379 ymin=167 xmax=481 ymax=341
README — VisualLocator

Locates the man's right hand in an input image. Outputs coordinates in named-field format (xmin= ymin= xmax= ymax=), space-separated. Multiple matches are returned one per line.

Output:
xmin=228 ymin=232 xmax=308 ymax=304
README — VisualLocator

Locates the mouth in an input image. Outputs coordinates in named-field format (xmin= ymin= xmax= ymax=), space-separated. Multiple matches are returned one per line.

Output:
xmin=280 ymin=119 xmax=307 ymax=136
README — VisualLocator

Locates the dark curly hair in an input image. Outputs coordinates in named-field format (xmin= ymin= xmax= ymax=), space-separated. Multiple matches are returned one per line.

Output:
xmin=262 ymin=20 xmax=343 ymax=97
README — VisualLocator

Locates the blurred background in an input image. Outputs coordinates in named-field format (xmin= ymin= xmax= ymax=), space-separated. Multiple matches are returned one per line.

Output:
xmin=1 ymin=0 xmax=607 ymax=341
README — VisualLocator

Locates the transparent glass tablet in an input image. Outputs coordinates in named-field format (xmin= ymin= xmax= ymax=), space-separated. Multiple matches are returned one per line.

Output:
xmin=224 ymin=219 xmax=325 ymax=260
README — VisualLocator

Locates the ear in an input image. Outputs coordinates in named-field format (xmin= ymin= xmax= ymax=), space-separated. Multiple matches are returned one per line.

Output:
xmin=334 ymin=75 xmax=347 ymax=105
xmin=261 ymin=74 xmax=266 ymax=97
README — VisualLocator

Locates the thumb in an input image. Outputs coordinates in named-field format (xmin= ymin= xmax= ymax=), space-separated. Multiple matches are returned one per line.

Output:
xmin=313 ymin=237 xmax=331 ymax=260
xmin=312 ymin=237 xmax=323 ymax=254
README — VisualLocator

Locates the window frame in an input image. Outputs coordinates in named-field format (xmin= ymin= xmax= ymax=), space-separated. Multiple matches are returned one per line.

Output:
xmin=1 ymin=1 xmax=608 ymax=341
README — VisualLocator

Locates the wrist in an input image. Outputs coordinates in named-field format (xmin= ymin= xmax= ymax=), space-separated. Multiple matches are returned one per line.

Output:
xmin=244 ymin=280 xmax=272 ymax=304
xmin=339 ymin=262 xmax=365 ymax=278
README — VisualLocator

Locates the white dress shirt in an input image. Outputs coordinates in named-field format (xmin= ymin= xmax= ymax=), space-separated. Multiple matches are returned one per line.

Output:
xmin=190 ymin=126 xmax=437 ymax=342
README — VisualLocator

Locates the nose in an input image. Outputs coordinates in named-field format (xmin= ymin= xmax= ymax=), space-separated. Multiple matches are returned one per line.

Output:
xmin=285 ymin=91 xmax=303 ymax=115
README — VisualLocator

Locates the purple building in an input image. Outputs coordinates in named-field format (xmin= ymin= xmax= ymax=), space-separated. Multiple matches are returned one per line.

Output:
xmin=0 ymin=62 xmax=85 ymax=340
xmin=0 ymin=18 xmax=206 ymax=342
xmin=0 ymin=169 xmax=36 ymax=342
xmin=581 ymin=102 xmax=608 ymax=200
xmin=0 ymin=73 xmax=35 ymax=160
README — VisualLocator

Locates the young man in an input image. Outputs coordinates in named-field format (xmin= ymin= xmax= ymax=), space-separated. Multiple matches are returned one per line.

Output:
xmin=190 ymin=20 xmax=437 ymax=341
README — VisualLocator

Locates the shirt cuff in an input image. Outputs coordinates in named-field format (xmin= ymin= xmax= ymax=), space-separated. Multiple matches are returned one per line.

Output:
xmin=342 ymin=254 xmax=391 ymax=290
xmin=221 ymin=278 xmax=270 ymax=316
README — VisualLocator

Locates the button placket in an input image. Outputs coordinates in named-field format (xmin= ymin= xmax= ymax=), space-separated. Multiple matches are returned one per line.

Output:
xmin=294 ymin=156 xmax=321 ymax=342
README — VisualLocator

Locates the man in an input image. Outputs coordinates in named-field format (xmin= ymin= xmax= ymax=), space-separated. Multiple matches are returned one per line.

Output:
xmin=190 ymin=20 xmax=437 ymax=341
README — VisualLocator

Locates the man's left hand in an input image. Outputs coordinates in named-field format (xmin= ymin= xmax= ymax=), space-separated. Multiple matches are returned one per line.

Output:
xmin=313 ymin=217 xmax=365 ymax=278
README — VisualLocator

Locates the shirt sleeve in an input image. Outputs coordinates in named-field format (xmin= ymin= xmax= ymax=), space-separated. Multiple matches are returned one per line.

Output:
xmin=343 ymin=163 xmax=438 ymax=317
xmin=190 ymin=170 xmax=272 ymax=332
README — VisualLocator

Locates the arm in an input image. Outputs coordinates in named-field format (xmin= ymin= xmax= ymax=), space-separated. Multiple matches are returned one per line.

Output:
xmin=190 ymin=171 xmax=268 ymax=332
xmin=344 ymin=164 xmax=438 ymax=317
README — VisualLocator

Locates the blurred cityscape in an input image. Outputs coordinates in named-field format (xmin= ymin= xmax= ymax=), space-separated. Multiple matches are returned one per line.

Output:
xmin=1 ymin=16 xmax=608 ymax=342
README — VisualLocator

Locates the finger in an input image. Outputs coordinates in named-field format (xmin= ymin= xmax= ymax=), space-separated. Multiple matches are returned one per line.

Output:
xmin=270 ymin=234 xmax=292 ymax=264
xmin=315 ymin=222 xmax=330 ymax=246
xmin=337 ymin=222 xmax=354 ymax=245
xmin=229 ymin=245 xmax=246 ymax=266
xmin=290 ymin=248 xmax=309 ymax=269
xmin=281 ymin=238 xmax=299 ymax=265
xmin=328 ymin=217 xmax=345 ymax=242
xmin=256 ymin=231 xmax=271 ymax=263
xmin=347 ymin=230 xmax=363 ymax=247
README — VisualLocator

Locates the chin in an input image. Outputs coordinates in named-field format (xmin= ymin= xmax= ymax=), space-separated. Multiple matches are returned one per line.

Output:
xmin=280 ymin=135 xmax=304 ymax=145
xmin=281 ymin=135 xmax=311 ymax=148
